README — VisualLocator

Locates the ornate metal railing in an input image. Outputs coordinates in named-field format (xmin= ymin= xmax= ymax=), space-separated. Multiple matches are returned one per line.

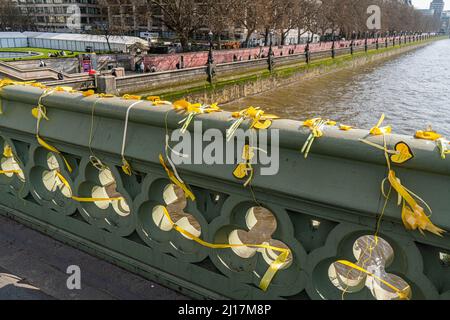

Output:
xmin=0 ymin=84 xmax=448 ymax=300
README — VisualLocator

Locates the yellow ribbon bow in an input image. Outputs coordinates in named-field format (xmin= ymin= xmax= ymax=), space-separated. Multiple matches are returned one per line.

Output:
xmin=227 ymin=107 xmax=279 ymax=141
xmin=122 ymin=94 xmax=142 ymax=100
xmin=415 ymin=128 xmax=442 ymax=141
xmin=173 ymin=100 xmax=221 ymax=134
xmin=146 ymin=96 xmax=171 ymax=106
xmin=388 ymin=170 xmax=445 ymax=237
xmin=339 ymin=124 xmax=353 ymax=131
xmin=301 ymin=118 xmax=336 ymax=159
xmin=370 ymin=114 xmax=392 ymax=136
xmin=82 ymin=90 xmax=96 ymax=97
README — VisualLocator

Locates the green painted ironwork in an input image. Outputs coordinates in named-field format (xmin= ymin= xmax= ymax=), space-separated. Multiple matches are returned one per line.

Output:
xmin=0 ymin=85 xmax=448 ymax=300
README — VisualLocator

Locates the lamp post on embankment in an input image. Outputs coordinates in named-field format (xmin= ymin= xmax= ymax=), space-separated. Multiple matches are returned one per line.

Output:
xmin=268 ymin=30 xmax=275 ymax=72
xmin=207 ymin=30 xmax=216 ymax=84
xmin=350 ymin=31 xmax=355 ymax=55
xmin=364 ymin=32 xmax=368 ymax=52
xmin=331 ymin=31 xmax=336 ymax=59
xmin=305 ymin=39 xmax=310 ymax=63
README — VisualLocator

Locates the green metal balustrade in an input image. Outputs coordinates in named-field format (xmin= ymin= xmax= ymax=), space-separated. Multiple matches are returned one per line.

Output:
xmin=0 ymin=84 xmax=448 ymax=300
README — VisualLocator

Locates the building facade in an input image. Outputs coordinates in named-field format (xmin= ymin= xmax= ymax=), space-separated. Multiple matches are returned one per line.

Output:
xmin=13 ymin=0 xmax=104 ymax=33
xmin=441 ymin=10 xmax=450 ymax=33
xmin=103 ymin=0 xmax=168 ymax=37
xmin=430 ymin=0 xmax=445 ymax=18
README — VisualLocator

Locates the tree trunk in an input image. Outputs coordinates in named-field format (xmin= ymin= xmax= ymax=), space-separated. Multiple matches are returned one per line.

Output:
xmin=264 ymin=28 xmax=269 ymax=46
xmin=179 ymin=35 xmax=190 ymax=52
xmin=245 ymin=29 xmax=254 ymax=48
xmin=105 ymin=36 xmax=112 ymax=53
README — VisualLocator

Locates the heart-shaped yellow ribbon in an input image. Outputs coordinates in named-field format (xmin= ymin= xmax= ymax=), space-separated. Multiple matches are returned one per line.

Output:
xmin=390 ymin=142 xmax=414 ymax=164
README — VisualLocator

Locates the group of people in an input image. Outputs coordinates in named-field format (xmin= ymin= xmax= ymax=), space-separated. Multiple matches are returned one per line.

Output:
xmin=47 ymin=50 xmax=70 ymax=58
xmin=135 ymin=61 xmax=157 ymax=73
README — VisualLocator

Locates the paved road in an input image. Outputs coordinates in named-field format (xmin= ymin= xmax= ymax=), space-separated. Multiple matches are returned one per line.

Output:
xmin=0 ymin=215 xmax=187 ymax=300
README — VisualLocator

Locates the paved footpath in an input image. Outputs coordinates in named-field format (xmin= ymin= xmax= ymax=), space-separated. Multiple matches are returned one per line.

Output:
xmin=0 ymin=214 xmax=187 ymax=300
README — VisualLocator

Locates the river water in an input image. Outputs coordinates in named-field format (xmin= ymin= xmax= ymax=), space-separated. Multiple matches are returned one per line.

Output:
xmin=222 ymin=39 xmax=450 ymax=137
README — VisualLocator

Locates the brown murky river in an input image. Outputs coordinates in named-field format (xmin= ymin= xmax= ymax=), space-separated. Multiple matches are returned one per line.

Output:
xmin=223 ymin=39 xmax=450 ymax=137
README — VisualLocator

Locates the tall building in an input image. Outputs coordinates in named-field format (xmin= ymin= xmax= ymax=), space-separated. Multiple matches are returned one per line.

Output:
xmin=441 ymin=10 xmax=450 ymax=32
xmin=14 ymin=0 xmax=104 ymax=33
xmin=430 ymin=0 xmax=445 ymax=18
xmin=103 ymin=0 xmax=172 ymax=38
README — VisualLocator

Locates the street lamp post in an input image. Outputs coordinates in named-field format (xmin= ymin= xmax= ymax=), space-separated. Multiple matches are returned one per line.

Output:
xmin=207 ymin=31 xmax=215 ymax=83
xmin=350 ymin=31 xmax=355 ymax=55
xmin=304 ymin=33 xmax=311 ymax=64
xmin=364 ymin=31 xmax=368 ymax=52
xmin=393 ymin=31 xmax=396 ymax=46
xmin=268 ymin=30 xmax=275 ymax=71
xmin=376 ymin=32 xmax=379 ymax=50
xmin=331 ymin=31 xmax=335 ymax=58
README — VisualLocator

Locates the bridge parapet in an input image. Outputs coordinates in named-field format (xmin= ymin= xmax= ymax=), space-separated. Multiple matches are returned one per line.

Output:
xmin=0 ymin=85 xmax=448 ymax=300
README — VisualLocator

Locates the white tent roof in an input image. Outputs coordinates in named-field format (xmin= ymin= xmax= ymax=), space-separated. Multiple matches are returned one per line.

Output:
xmin=0 ymin=32 xmax=147 ymax=46
xmin=0 ymin=32 xmax=30 ymax=39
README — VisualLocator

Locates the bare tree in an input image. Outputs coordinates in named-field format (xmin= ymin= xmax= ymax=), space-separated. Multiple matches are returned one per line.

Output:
xmin=149 ymin=0 xmax=209 ymax=51
xmin=0 ymin=0 xmax=33 ymax=31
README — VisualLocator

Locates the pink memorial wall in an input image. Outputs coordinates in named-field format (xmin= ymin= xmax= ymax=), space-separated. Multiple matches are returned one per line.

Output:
xmin=142 ymin=38 xmax=393 ymax=72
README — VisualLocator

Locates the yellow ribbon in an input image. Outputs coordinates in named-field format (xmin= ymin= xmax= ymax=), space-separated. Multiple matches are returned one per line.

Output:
xmin=82 ymin=90 xmax=96 ymax=97
xmin=174 ymin=100 xmax=221 ymax=134
xmin=55 ymin=171 xmax=123 ymax=203
xmin=227 ymin=107 xmax=279 ymax=141
xmin=233 ymin=144 xmax=255 ymax=187
xmin=33 ymin=90 xmax=73 ymax=173
xmin=360 ymin=122 xmax=445 ymax=237
xmin=388 ymin=170 xmax=445 ymax=237
xmin=3 ymin=145 xmax=13 ymax=158
xmin=159 ymin=154 xmax=195 ymax=201
xmin=336 ymin=260 xmax=411 ymax=300
xmin=339 ymin=124 xmax=353 ymax=131
xmin=122 ymin=94 xmax=142 ymax=100
xmin=0 ymin=79 xmax=41 ymax=114
xmin=370 ymin=114 xmax=392 ymax=136
xmin=161 ymin=206 xmax=290 ymax=291
xmin=0 ymin=145 xmax=22 ymax=176
xmin=415 ymin=130 xmax=442 ymax=141
xmin=0 ymin=170 xmax=21 ymax=175
xmin=301 ymin=118 xmax=336 ymax=159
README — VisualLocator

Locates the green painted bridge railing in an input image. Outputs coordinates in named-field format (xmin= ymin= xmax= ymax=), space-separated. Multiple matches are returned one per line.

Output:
xmin=0 ymin=84 xmax=448 ymax=300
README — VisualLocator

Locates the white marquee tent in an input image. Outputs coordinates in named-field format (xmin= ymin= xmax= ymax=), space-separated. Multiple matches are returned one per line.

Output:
xmin=0 ymin=32 xmax=147 ymax=52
